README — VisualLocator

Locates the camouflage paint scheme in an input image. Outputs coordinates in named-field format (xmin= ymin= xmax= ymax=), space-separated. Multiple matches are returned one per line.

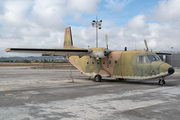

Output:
xmin=6 ymin=27 xmax=174 ymax=81
xmin=64 ymin=27 xmax=173 ymax=80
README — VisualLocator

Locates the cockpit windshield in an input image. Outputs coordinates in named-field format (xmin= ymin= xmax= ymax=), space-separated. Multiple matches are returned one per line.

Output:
xmin=147 ymin=55 xmax=161 ymax=62
xmin=137 ymin=55 xmax=162 ymax=64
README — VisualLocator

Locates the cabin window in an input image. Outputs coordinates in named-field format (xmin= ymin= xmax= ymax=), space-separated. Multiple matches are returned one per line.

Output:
xmin=137 ymin=56 xmax=149 ymax=63
xmin=87 ymin=61 xmax=89 ymax=64
xmin=115 ymin=61 xmax=117 ymax=64
xmin=103 ymin=61 xmax=105 ymax=64
xmin=137 ymin=56 xmax=143 ymax=63
xmin=92 ymin=61 xmax=94 ymax=64
xmin=109 ymin=61 xmax=111 ymax=64
xmin=97 ymin=61 xmax=100 ymax=64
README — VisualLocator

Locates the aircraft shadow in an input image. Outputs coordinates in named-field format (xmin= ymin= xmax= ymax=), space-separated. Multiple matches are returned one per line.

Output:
xmin=93 ymin=78 xmax=179 ymax=87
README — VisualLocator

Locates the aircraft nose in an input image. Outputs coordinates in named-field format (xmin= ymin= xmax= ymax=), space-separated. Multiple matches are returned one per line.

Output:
xmin=168 ymin=67 xmax=175 ymax=74
xmin=159 ymin=63 xmax=173 ymax=75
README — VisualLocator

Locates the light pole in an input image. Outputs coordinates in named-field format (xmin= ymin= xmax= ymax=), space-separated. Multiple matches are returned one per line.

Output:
xmin=92 ymin=17 xmax=102 ymax=48
xmin=171 ymin=47 xmax=173 ymax=66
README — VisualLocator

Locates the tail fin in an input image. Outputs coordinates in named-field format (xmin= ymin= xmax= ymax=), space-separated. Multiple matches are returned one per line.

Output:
xmin=63 ymin=27 xmax=73 ymax=49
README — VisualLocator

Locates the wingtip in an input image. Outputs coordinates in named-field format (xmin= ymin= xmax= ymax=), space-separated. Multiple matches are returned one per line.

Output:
xmin=5 ymin=48 xmax=11 ymax=52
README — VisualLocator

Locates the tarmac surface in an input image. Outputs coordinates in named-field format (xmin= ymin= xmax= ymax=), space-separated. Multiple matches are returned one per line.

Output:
xmin=0 ymin=67 xmax=180 ymax=120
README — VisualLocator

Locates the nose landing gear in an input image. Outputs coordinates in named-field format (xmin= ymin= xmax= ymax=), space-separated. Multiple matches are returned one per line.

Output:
xmin=158 ymin=77 xmax=166 ymax=86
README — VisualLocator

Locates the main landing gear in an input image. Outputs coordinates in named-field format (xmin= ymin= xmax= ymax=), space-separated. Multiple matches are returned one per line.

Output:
xmin=94 ymin=74 xmax=102 ymax=82
xmin=158 ymin=77 xmax=166 ymax=86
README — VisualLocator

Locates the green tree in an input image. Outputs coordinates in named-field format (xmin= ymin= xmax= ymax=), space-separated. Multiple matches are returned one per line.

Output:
xmin=43 ymin=59 xmax=49 ymax=63
xmin=23 ymin=59 xmax=30 ymax=63
xmin=35 ymin=60 xmax=39 ymax=63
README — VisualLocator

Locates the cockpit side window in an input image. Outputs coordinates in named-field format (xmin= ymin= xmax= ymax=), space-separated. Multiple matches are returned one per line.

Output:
xmin=147 ymin=55 xmax=161 ymax=62
xmin=137 ymin=56 xmax=150 ymax=63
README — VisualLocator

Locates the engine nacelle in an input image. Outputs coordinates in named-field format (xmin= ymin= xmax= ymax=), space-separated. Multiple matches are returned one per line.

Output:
xmin=89 ymin=48 xmax=111 ymax=59
xmin=104 ymin=48 xmax=111 ymax=56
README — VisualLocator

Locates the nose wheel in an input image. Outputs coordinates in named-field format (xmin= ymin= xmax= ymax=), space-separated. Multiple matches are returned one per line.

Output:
xmin=158 ymin=78 xmax=166 ymax=86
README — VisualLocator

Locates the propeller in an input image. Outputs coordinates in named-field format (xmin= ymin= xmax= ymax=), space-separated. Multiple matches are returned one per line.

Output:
xmin=106 ymin=34 xmax=108 ymax=49
xmin=144 ymin=39 xmax=149 ymax=51
xmin=104 ymin=34 xmax=111 ymax=69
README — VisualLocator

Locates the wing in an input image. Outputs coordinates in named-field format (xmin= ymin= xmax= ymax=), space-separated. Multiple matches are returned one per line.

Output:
xmin=6 ymin=48 xmax=92 ymax=57
xmin=156 ymin=52 xmax=171 ymax=56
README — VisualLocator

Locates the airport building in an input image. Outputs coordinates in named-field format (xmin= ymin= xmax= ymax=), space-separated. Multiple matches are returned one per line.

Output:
xmin=157 ymin=51 xmax=180 ymax=67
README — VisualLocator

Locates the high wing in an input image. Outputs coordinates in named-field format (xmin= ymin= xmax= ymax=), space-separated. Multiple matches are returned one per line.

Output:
xmin=6 ymin=48 xmax=92 ymax=57
xmin=5 ymin=26 xmax=109 ymax=59
xmin=156 ymin=52 xmax=171 ymax=56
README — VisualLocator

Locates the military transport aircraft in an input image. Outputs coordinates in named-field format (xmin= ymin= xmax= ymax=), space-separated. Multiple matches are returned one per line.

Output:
xmin=6 ymin=27 xmax=174 ymax=86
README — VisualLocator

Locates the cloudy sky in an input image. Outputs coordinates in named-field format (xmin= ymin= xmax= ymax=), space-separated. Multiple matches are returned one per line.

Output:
xmin=0 ymin=0 xmax=180 ymax=57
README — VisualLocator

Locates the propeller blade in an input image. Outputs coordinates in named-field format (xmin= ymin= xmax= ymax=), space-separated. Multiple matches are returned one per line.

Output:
xmin=105 ymin=34 xmax=108 ymax=49
xmin=144 ymin=39 xmax=149 ymax=51
xmin=107 ymin=55 xmax=109 ymax=69
xmin=105 ymin=34 xmax=110 ymax=68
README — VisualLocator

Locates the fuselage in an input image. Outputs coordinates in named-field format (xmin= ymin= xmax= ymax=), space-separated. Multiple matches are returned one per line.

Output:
xmin=6 ymin=26 xmax=174 ymax=83
xmin=69 ymin=48 xmax=174 ymax=80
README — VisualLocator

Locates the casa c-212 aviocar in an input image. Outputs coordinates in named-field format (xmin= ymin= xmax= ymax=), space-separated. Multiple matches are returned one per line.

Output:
xmin=6 ymin=27 xmax=175 ymax=86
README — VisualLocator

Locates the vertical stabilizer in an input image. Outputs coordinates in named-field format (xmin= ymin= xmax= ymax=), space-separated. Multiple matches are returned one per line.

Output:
xmin=63 ymin=27 xmax=73 ymax=49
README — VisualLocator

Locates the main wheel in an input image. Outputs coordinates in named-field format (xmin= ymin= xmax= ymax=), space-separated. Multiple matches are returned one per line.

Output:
xmin=94 ymin=74 xmax=102 ymax=82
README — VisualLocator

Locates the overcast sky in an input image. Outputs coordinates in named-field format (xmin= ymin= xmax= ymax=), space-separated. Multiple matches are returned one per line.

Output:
xmin=0 ymin=0 xmax=180 ymax=57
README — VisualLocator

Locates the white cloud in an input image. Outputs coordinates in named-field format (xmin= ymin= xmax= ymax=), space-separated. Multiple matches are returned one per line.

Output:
xmin=127 ymin=14 xmax=148 ymax=30
xmin=105 ymin=0 xmax=133 ymax=11
xmin=19 ymin=24 xmax=50 ymax=37
xmin=1 ymin=0 xmax=180 ymax=57
xmin=0 ymin=0 xmax=102 ymax=57
xmin=68 ymin=0 xmax=101 ymax=14
xmin=148 ymin=39 xmax=157 ymax=50
xmin=101 ymin=20 xmax=115 ymax=27
xmin=30 ymin=0 xmax=66 ymax=30
xmin=150 ymin=0 xmax=180 ymax=21
xmin=1 ymin=0 xmax=32 ymax=26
